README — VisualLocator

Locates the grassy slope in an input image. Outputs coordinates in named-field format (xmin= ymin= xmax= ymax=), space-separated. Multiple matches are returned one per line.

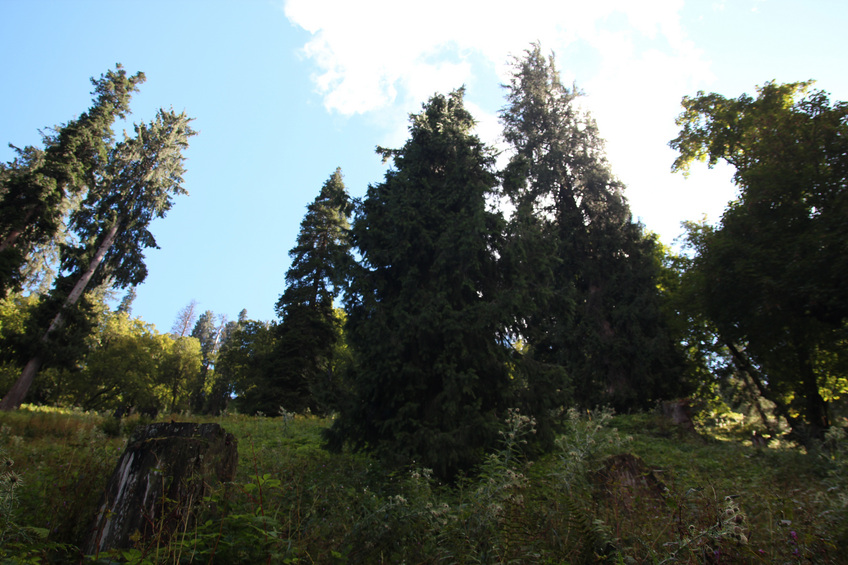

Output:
xmin=0 ymin=407 xmax=845 ymax=564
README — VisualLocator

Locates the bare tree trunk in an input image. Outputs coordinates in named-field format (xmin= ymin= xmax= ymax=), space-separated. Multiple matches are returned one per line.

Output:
xmin=0 ymin=222 xmax=120 ymax=411
xmin=0 ymin=357 xmax=45 ymax=411
xmin=171 ymin=300 xmax=198 ymax=337
xmin=798 ymin=345 xmax=829 ymax=437
xmin=0 ymin=205 xmax=40 ymax=253
xmin=725 ymin=340 xmax=802 ymax=435
xmin=736 ymin=365 xmax=779 ymax=435
xmin=0 ymin=229 xmax=23 ymax=254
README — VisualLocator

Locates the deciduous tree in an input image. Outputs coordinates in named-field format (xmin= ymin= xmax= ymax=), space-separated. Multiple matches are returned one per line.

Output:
xmin=671 ymin=81 xmax=848 ymax=438
xmin=57 ymin=310 xmax=201 ymax=414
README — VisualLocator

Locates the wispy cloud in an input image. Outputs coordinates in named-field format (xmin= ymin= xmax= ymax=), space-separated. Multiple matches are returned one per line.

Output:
xmin=285 ymin=0 xmax=709 ymax=112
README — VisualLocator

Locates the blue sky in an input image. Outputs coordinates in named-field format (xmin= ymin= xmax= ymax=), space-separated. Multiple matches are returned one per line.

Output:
xmin=1 ymin=0 xmax=846 ymax=331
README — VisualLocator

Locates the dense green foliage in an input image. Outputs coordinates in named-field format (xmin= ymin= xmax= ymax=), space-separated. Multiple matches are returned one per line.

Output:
xmin=501 ymin=45 xmax=687 ymax=429
xmin=671 ymin=81 xmax=848 ymax=439
xmin=0 ymin=53 xmax=846 ymax=561
xmin=216 ymin=318 xmax=279 ymax=415
xmin=274 ymin=168 xmax=352 ymax=415
xmin=326 ymin=90 xmax=511 ymax=480
xmin=0 ymin=66 xmax=196 ymax=411
xmin=0 ymin=297 xmax=203 ymax=415
xmin=0 ymin=66 xmax=145 ymax=298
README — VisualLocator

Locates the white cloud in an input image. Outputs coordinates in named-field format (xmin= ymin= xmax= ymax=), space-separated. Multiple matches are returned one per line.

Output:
xmin=284 ymin=0 xmax=692 ymax=116
xmin=284 ymin=0 xmax=733 ymax=244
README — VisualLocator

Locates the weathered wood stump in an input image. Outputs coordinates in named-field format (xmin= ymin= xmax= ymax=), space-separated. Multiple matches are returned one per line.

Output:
xmin=592 ymin=453 xmax=666 ymax=512
xmin=85 ymin=422 xmax=238 ymax=555
xmin=661 ymin=398 xmax=696 ymax=432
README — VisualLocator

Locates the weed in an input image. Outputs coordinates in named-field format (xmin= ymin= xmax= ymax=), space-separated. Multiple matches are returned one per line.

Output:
xmin=0 ymin=408 xmax=845 ymax=563
xmin=1 ymin=445 xmax=74 ymax=562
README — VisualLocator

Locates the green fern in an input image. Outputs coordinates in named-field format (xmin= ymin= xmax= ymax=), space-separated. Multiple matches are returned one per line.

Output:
xmin=564 ymin=496 xmax=618 ymax=563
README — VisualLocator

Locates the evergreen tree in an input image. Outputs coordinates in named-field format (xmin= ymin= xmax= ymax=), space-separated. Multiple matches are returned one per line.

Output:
xmin=273 ymin=168 xmax=352 ymax=413
xmin=325 ymin=90 xmax=510 ymax=480
xmin=204 ymin=310 xmax=246 ymax=416
xmin=0 ymin=66 xmax=144 ymax=297
xmin=190 ymin=310 xmax=226 ymax=412
xmin=217 ymin=319 xmax=279 ymax=415
xmin=116 ymin=287 xmax=137 ymax=315
xmin=500 ymin=45 xmax=685 ymax=415
xmin=0 ymin=101 xmax=195 ymax=411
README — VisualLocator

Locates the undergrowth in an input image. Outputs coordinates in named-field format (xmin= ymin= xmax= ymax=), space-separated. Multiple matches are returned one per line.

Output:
xmin=0 ymin=405 xmax=845 ymax=563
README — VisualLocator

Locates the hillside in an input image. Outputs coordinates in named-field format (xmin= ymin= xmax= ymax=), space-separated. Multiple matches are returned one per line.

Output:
xmin=1 ymin=406 xmax=846 ymax=563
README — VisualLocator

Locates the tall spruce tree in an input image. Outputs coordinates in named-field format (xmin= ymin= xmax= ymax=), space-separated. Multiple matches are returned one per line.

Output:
xmin=274 ymin=168 xmax=352 ymax=414
xmin=325 ymin=90 xmax=510 ymax=480
xmin=190 ymin=310 xmax=227 ymax=412
xmin=501 ymin=45 xmax=685 ymax=413
xmin=0 ymin=105 xmax=195 ymax=410
xmin=0 ymin=66 xmax=144 ymax=297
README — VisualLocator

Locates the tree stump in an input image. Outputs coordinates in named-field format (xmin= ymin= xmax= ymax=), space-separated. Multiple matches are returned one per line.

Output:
xmin=661 ymin=398 xmax=695 ymax=432
xmin=592 ymin=453 xmax=666 ymax=512
xmin=85 ymin=422 xmax=238 ymax=555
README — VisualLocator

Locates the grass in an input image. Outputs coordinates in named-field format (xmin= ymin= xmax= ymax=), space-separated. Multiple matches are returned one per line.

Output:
xmin=0 ymin=405 xmax=845 ymax=563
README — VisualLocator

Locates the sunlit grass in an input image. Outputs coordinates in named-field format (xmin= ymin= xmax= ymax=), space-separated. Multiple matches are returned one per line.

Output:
xmin=0 ymin=407 xmax=845 ymax=563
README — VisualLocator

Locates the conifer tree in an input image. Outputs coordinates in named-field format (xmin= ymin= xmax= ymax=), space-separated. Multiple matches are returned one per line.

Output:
xmin=0 ymin=66 xmax=144 ymax=297
xmin=0 ymin=104 xmax=195 ymax=411
xmin=325 ymin=91 xmax=510 ymax=480
xmin=501 ymin=45 xmax=685 ymax=414
xmin=274 ymin=168 xmax=352 ymax=413
xmin=190 ymin=310 xmax=227 ymax=412
xmin=217 ymin=318 xmax=278 ymax=415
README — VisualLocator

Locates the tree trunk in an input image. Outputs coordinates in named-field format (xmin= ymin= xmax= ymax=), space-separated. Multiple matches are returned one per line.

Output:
xmin=0 ymin=222 xmax=120 ymax=411
xmin=0 ymin=228 xmax=23 ymax=253
xmin=725 ymin=340 xmax=801 ymax=433
xmin=798 ymin=345 xmax=829 ymax=437
xmin=62 ymin=222 xmax=120 ymax=308
xmin=0 ymin=356 xmax=45 ymax=411
xmin=740 ymin=368 xmax=778 ymax=435
xmin=0 ymin=205 xmax=39 ymax=253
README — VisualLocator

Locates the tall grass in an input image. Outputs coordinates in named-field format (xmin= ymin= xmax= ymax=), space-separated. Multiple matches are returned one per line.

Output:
xmin=0 ymin=405 xmax=846 ymax=563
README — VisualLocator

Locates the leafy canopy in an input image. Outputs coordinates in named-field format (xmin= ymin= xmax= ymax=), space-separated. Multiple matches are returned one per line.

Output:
xmin=671 ymin=81 xmax=848 ymax=435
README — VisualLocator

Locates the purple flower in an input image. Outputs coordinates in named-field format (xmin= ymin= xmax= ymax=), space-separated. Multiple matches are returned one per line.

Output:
xmin=789 ymin=530 xmax=798 ymax=543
